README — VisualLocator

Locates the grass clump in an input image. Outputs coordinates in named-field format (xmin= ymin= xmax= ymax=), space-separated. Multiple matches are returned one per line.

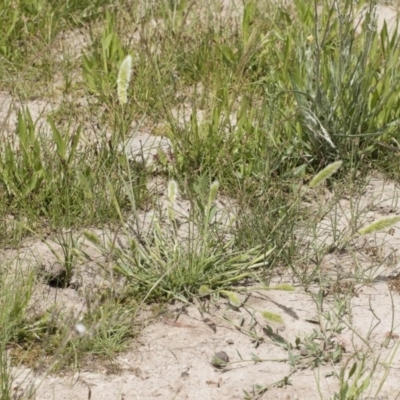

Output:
xmin=7 ymin=286 xmax=139 ymax=377
xmin=0 ymin=266 xmax=35 ymax=400
xmin=83 ymin=179 xmax=273 ymax=302
xmin=0 ymin=107 xmax=142 ymax=245
xmin=285 ymin=0 xmax=400 ymax=168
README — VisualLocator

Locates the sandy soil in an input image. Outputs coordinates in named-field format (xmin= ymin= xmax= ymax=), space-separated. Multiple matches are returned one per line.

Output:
xmin=5 ymin=173 xmax=400 ymax=400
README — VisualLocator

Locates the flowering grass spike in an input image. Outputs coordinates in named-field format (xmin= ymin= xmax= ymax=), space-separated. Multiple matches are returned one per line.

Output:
xmin=359 ymin=216 xmax=400 ymax=235
xmin=117 ymin=55 xmax=132 ymax=105
xmin=309 ymin=160 xmax=343 ymax=188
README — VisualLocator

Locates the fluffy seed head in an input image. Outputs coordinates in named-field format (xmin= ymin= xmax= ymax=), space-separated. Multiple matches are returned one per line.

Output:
xmin=359 ymin=216 xmax=400 ymax=235
xmin=309 ymin=160 xmax=343 ymax=188
xmin=117 ymin=55 xmax=133 ymax=105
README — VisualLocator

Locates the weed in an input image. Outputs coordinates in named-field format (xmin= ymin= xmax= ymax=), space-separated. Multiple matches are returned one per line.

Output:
xmin=83 ymin=179 xmax=273 ymax=302
xmin=286 ymin=0 xmax=400 ymax=167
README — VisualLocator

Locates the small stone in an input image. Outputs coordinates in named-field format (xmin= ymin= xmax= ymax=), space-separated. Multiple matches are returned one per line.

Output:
xmin=300 ymin=346 xmax=308 ymax=357
xmin=226 ymin=339 xmax=234 ymax=345
xmin=211 ymin=351 xmax=229 ymax=368
xmin=74 ymin=323 xmax=86 ymax=336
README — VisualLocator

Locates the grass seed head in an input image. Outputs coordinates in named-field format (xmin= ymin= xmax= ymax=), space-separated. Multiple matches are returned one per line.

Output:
xmin=359 ymin=216 xmax=400 ymax=235
xmin=168 ymin=180 xmax=178 ymax=204
xmin=209 ymin=180 xmax=219 ymax=204
xmin=117 ymin=55 xmax=133 ymax=105
xmin=309 ymin=160 xmax=343 ymax=188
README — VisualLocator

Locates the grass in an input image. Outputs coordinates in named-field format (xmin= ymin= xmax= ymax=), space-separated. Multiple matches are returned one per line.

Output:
xmin=1 ymin=0 xmax=400 ymax=398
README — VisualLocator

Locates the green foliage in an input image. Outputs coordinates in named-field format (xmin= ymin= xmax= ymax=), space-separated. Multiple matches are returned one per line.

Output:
xmin=0 ymin=110 xmax=44 ymax=199
xmin=0 ymin=268 xmax=34 ymax=399
xmin=0 ymin=0 xmax=115 ymax=62
xmin=7 ymin=291 xmax=137 ymax=374
xmin=333 ymin=357 xmax=373 ymax=400
xmin=83 ymin=181 xmax=274 ymax=301
xmin=286 ymin=0 xmax=400 ymax=165
xmin=82 ymin=11 xmax=126 ymax=100
xmin=1 ymin=0 xmax=400 ymax=397
xmin=0 ymin=109 xmax=141 ymax=241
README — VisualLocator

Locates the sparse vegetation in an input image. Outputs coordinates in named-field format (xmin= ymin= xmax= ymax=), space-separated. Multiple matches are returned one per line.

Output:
xmin=1 ymin=0 xmax=400 ymax=399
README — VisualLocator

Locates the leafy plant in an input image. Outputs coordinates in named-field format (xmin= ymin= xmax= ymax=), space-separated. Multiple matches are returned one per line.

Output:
xmin=0 ymin=265 xmax=35 ymax=400
xmin=83 ymin=180 xmax=273 ymax=302
xmin=333 ymin=357 xmax=373 ymax=400
xmin=82 ymin=11 xmax=126 ymax=100
xmin=287 ymin=0 xmax=400 ymax=166
xmin=0 ymin=109 xmax=45 ymax=200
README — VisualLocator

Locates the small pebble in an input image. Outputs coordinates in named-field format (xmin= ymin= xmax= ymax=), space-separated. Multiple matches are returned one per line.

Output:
xmin=211 ymin=351 xmax=229 ymax=368
xmin=300 ymin=346 xmax=308 ymax=356
xmin=226 ymin=339 xmax=234 ymax=345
